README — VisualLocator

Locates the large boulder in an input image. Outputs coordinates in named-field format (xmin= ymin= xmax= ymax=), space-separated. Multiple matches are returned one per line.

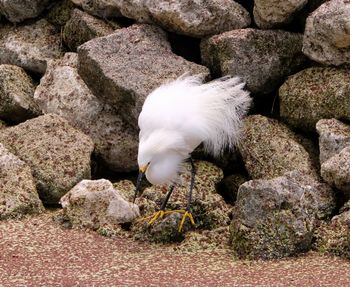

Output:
xmin=34 ymin=53 xmax=138 ymax=172
xmin=316 ymin=119 xmax=350 ymax=164
xmin=238 ymin=115 xmax=317 ymax=180
xmin=0 ymin=64 xmax=40 ymax=124
xmin=303 ymin=0 xmax=350 ymax=66
xmin=0 ymin=0 xmax=50 ymax=23
xmin=253 ymin=0 xmax=307 ymax=29
xmin=0 ymin=19 xmax=62 ymax=74
xmin=230 ymin=171 xmax=335 ymax=259
xmin=201 ymin=28 xmax=306 ymax=94
xmin=78 ymin=24 xmax=209 ymax=128
xmin=0 ymin=114 xmax=94 ymax=204
xmin=279 ymin=67 xmax=350 ymax=132
xmin=0 ymin=144 xmax=44 ymax=219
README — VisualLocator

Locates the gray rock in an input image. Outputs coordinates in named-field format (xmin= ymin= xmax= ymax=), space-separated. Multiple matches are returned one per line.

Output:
xmin=71 ymin=0 xmax=121 ymax=18
xmin=0 ymin=143 xmax=44 ymax=219
xmin=34 ymin=53 xmax=138 ymax=172
xmin=303 ymin=0 xmax=350 ymax=66
xmin=78 ymin=24 xmax=209 ymax=128
xmin=63 ymin=9 xmax=116 ymax=51
xmin=201 ymin=28 xmax=306 ymax=94
xmin=59 ymin=179 xmax=140 ymax=230
xmin=0 ymin=0 xmax=50 ymax=23
xmin=238 ymin=115 xmax=317 ymax=180
xmin=279 ymin=67 xmax=350 ymax=131
xmin=0 ymin=19 xmax=62 ymax=74
xmin=0 ymin=64 xmax=41 ymax=124
xmin=0 ymin=114 xmax=94 ymax=204
xmin=45 ymin=0 xmax=76 ymax=27
xmin=230 ymin=171 xmax=335 ymax=259
xmin=321 ymin=146 xmax=350 ymax=197
xmin=253 ymin=0 xmax=307 ymax=28
xmin=316 ymin=119 xmax=350 ymax=164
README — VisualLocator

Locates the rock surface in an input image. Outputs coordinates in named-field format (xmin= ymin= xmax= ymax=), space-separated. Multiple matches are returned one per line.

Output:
xmin=0 ymin=64 xmax=40 ymax=124
xmin=201 ymin=28 xmax=306 ymax=94
xmin=0 ymin=19 xmax=62 ymax=74
xmin=0 ymin=0 xmax=50 ymax=23
xmin=316 ymin=119 xmax=350 ymax=164
xmin=34 ymin=53 xmax=138 ymax=172
xmin=303 ymin=0 xmax=350 ymax=66
xmin=0 ymin=143 xmax=44 ymax=219
xmin=63 ymin=9 xmax=116 ymax=51
xmin=253 ymin=0 xmax=307 ymax=28
xmin=78 ymin=24 xmax=209 ymax=128
xmin=71 ymin=0 xmax=121 ymax=18
xmin=238 ymin=115 xmax=317 ymax=180
xmin=45 ymin=0 xmax=76 ymax=27
xmin=230 ymin=171 xmax=335 ymax=259
xmin=59 ymin=179 xmax=140 ymax=231
xmin=0 ymin=114 xmax=94 ymax=204
xmin=279 ymin=67 xmax=350 ymax=131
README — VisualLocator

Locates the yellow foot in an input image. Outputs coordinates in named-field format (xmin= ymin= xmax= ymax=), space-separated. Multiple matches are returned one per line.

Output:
xmin=178 ymin=210 xmax=195 ymax=232
xmin=139 ymin=210 xmax=184 ymax=226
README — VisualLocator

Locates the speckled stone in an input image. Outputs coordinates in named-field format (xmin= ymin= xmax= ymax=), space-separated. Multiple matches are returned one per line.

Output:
xmin=0 ymin=64 xmax=40 ymax=124
xmin=201 ymin=28 xmax=306 ymax=94
xmin=78 ymin=24 xmax=210 ymax=128
xmin=34 ymin=53 xmax=138 ymax=172
xmin=316 ymin=119 xmax=350 ymax=164
xmin=230 ymin=171 xmax=336 ymax=260
xmin=45 ymin=0 xmax=75 ymax=27
xmin=0 ymin=143 xmax=44 ymax=219
xmin=0 ymin=19 xmax=62 ymax=74
xmin=0 ymin=114 xmax=94 ymax=204
xmin=70 ymin=0 xmax=121 ymax=18
xmin=238 ymin=115 xmax=317 ymax=180
xmin=279 ymin=67 xmax=350 ymax=132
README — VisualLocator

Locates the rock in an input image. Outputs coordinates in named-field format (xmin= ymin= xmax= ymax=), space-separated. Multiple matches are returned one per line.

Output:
xmin=0 ymin=0 xmax=50 ymax=23
xmin=316 ymin=119 xmax=350 ymax=164
xmin=0 ymin=64 xmax=41 ymax=124
xmin=78 ymin=24 xmax=209 ymax=128
xmin=45 ymin=0 xmax=75 ymax=27
xmin=238 ymin=115 xmax=317 ymax=180
xmin=253 ymin=0 xmax=307 ymax=28
xmin=230 ymin=171 xmax=335 ymax=259
xmin=34 ymin=53 xmax=138 ymax=172
xmin=0 ymin=120 xmax=6 ymax=129
xmin=302 ymin=0 xmax=350 ymax=66
xmin=59 ymin=179 xmax=140 ymax=231
xmin=63 ymin=9 xmax=116 ymax=51
xmin=131 ymin=161 xmax=231 ymax=243
xmin=321 ymin=146 xmax=350 ymax=197
xmin=0 ymin=19 xmax=62 ymax=74
xmin=279 ymin=67 xmax=350 ymax=131
xmin=216 ymin=173 xmax=248 ymax=204
xmin=0 ymin=143 xmax=44 ymax=219
xmin=0 ymin=114 xmax=94 ymax=204
xmin=70 ymin=0 xmax=121 ymax=18
xmin=201 ymin=28 xmax=306 ymax=94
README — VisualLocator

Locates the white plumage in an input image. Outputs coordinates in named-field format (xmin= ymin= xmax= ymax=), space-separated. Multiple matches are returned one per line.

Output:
xmin=137 ymin=74 xmax=252 ymax=185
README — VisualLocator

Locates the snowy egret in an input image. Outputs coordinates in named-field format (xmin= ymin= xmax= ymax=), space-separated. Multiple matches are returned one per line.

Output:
xmin=134 ymin=74 xmax=251 ymax=232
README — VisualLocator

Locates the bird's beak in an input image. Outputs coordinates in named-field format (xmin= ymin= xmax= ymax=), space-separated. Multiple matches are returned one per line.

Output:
xmin=133 ymin=164 xmax=149 ymax=203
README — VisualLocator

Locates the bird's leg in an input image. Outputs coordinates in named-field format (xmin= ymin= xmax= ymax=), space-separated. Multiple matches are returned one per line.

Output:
xmin=178 ymin=158 xmax=196 ymax=232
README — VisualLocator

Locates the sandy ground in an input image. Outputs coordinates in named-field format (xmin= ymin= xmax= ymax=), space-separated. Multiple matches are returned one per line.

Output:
xmin=1 ymin=210 xmax=350 ymax=287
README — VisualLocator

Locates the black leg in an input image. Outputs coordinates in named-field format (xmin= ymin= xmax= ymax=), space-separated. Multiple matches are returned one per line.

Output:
xmin=160 ymin=185 xmax=175 ymax=210
xmin=186 ymin=157 xmax=196 ymax=211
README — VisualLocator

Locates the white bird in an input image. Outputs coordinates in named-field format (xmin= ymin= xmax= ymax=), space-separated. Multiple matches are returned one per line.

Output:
xmin=134 ymin=74 xmax=251 ymax=231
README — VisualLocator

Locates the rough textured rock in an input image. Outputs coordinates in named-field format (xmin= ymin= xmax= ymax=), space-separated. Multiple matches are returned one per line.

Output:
xmin=316 ymin=119 xmax=350 ymax=164
xmin=279 ymin=67 xmax=350 ymax=131
xmin=230 ymin=171 xmax=335 ymax=259
xmin=0 ymin=114 xmax=94 ymax=204
xmin=34 ymin=53 xmax=138 ymax=172
xmin=238 ymin=115 xmax=317 ymax=180
xmin=78 ymin=24 xmax=209 ymax=128
xmin=0 ymin=144 xmax=44 ymax=219
xmin=253 ymin=0 xmax=307 ymax=28
xmin=45 ymin=0 xmax=76 ymax=27
xmin=201 ymin=28 xmax=306 ymax=94
xmin=0 ymin=64 xmax=40 ymax=124
xmin=63 ymin=9 xmax=116 ymax=51
xmin=0 ymin=19 xmax=62 ymax=74
xmin=303 ymin=0 xmax=350 ymax=66
xmin=59 ymin=179 xmax=139 ymax=231
xmin=321 ymin=146 xmax=350 ymax=197
xmin=0 ymin=0 xmax=50 ymax=23
xmin=70 ymin=0 xmax=121 ymax=18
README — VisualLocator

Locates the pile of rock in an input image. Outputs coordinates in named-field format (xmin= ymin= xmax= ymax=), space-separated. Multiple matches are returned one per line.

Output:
xmin=0 ymin=0 xmax=349 ymax=258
